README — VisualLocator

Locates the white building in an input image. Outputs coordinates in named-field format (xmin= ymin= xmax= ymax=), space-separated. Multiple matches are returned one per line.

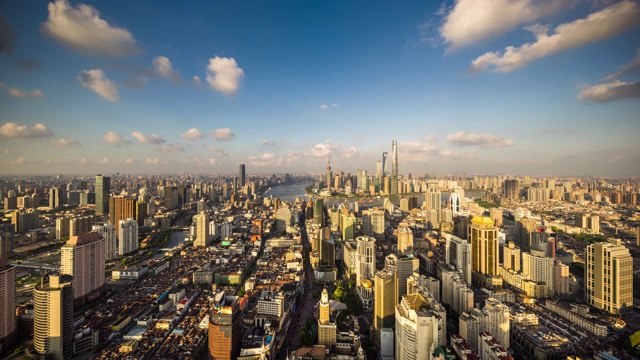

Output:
xmin=586 ymin=239 xmax=633 ymax=314
xmin=92 ymin=223 xmax=117 ymax=260
xmin=118 ymin=218 xmax=138 ymax=256
xmin=395 ymin=293 xmax=446 ymax=360
xmin=445 ymin=233 xmax=471 ymax=285
xmin=459 ymin=298 xmax=510 ymax=353
xmin=522 ymin=252 xmax=555 ymax=298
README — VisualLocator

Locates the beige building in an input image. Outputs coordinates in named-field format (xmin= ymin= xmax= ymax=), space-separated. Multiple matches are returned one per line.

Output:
xmin=374 ymin=267 xmax=397 ymax=349
xmin=193 ymin=211 xmax=210 ymax=247
xmin=397 ymin=222 xmax=413 ymax=256
xmin=469 ymin=216 xmax=498 ymax=277
xmin=0 ymin=259 xmax=15 ymax=352
xmin=362 ymin=208 xmax=385 ymax=240
xmin=385 ymin=253 xmax=418 ymax=299
xmin=61 ymin=232 xmax=105 ymax=301
xmin=318 ymin=288 xmax=336 ymax=347
xmin=502 ymin=241 xmax=521 ymax=272
xmin=395 ymin=293 xmax=446 ymax=360
xmin=553 ymin=260 xmax=571 ymax=295
xmin=34 ymin=274 xmax=74 ymax=360
xmin=586 ymin=240 xmax=633 ymax=314
xmin=522 ymin=252 xmax=554 ymax=298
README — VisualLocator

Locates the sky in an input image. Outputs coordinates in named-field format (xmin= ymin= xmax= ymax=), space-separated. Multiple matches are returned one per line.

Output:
xmin=0 ymin=0 xmax=639 ymax=177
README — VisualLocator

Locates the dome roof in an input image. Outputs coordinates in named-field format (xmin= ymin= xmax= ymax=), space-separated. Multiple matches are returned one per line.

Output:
xmin=361 ymin=279 xmax=373 ymax=289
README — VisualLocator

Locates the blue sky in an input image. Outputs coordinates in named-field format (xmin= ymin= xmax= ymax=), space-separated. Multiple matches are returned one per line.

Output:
xmin=1 ymin=0 xmax=639 ymax=176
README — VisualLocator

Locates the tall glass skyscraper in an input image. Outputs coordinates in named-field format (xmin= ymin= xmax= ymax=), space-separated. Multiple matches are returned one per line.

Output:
xmin=95 ymin=175 xmax=110 ymax=215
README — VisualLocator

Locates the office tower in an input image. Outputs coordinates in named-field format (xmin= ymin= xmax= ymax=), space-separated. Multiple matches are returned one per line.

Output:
xmin=376 ymin=160 xmax=383 ymax=181
xmin=326 ymin=157 xmax=332 ymax=191
xmin=362 ymin=208 xmax=385 ymax=240
xmin=445 ymin=233 xmax=472 ymax=285
xmin=397 ymin=222 xmax=414 ymax=256
xmin=459 ymin=298 xmax=510 ymax=354
xmin=193 ymin=211 xmax=210 ymax=248
xmin=395 ymin=293 xmax=446 ymax=360
xmin=163 ymin=186 xmax=179 ymax=209
xmin=313 ymin=198 xmax=324 ymax=225
xmin=11 ymin=209 xmax=39 ymax=234
xmin=61 ymin=232 xmax=105 ymax=302
xmin=0 ymin=233 xmax=12 ymax=258
xmin=391 ymin=140 xmax=398 ymax=177
xmin=33 ymin=274 xmax=74 ymax=360
xmin=382 ymin=152 xmax=388 ymax=178
xmin=239 ymin=164 xmax=246 ymax=188
xmin=135 ymin=201 xmax=148 ymax=226
xmin=522 ymin=252 xmax=555 ymax=298
xmin=586 ymin=240 xmax=633 ymax=314
xmin=318 ymin=288 xmax=336 ymax=347
xmin=469 ymin=216 xmax=498 ymax=277
xmin=92 ymin=223 xmax=117 ymax=260
xmin=587 ymin=215 xmax=600 ymax=233
xmin=503 ymin=241 xmax=521 ymax=272
xmin=341 ymin=211 xmax=356 ymax=241
xmin=407 ymin=273 xmax=441 ymax=302
xmin=109 ymin=196 xmax=136 ymax=237
xmin=450 ymin=193 xmax=461 ymax=215
xmin=385 ymin=253 xmax=418 ymax=299
xmin=554 ymin=260 xmax=571 ymax=296
xmin=425 ymin=182 xmax=441 ymax=225
xmin=504 ymin=179 xmax=518 ymax=201
xmin=95 ymin=175 xmax=110 ymax=215
xmin=0 ymin=259 xmax=15 ymax=352
xmin=208 ymin=296 xmax=242 ymax=360
xmin=374 ymin=267 xmax=397 ymax=350
xmin=441 ymin=268 xmax=474 ymax=314
xmin=118 ymin=218 xmax=138 ymax=256
xmin=356 ymin=236 xmax=376 ymax=285
xmin=49 ymin=187 xmax=65 ymax=209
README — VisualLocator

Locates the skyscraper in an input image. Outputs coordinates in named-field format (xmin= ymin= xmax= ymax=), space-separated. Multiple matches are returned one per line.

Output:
xmin=502 ymin=241 xmax=521 ymax=272
xmin=239 ymin=164 xmax=246 ymax=188
xmin=109 ymin=196 xmax=136 ymax=237
xmin=34 ymin=274 xmax=74 ymax=360
xmin=118 ymin=218 xmax=138 ymax=256
xmin=208 ymin=296 xmax=242 ymax=360
xmin=362 ymin=208 xmax=385 ymax=240
xmin=61 ymin=232 xmax=105 ymax=303
xmin=326 ymin=157 xmax=332 ymax=191
xmin=522 ymin=252 xmax=555 ymax=298
xmin=92 ymin=223 xmax=117 ymax=260
xmin=397 ymin=222 xmax=414 ymax=256
xmin=194 ymin=211 xmax=210 ymax=248
xmin=385 ymin=253 xmax=418 ymax=299
xmin=95 ymin=175 xmax=110 ymax=215
xmin=313 ymin=198 xmax=324 ymax=225
xmin=445 ymin=233 xmax=472 ymax=285
xmin=504 ymin=179 xmax=519 ymax=201
xmin=425 ymin=182 xmax=441 ymax=226
xmin=586 ymin=240 xmax=633 ymax=314
xmin=391 ymin=140 xmax=398 ymax=177
xmin=374 ymin=266 xmax=397 ymax=350
xmin=0 ymin=259 xmax=15 ymax=353
xmin=395 ymin=293 xmax=446 ymax=360
xmin=469 ymin=216 xmax=498 ymax=277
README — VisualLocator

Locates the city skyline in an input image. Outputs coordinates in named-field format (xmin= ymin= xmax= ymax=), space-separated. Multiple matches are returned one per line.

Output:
xmin=1 ymin=1 xmax=639 ymax=176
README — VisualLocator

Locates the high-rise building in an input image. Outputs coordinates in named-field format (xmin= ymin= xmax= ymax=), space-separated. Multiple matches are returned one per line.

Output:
xmin=459 ymin=298 xmax=510 ymax=354
xmin=425 ymin=182 xmax=441 ymax=226
xmin=586 ymin=240 xmax=633 ymax=314
xmin=341 ymin=211 xmax=356 ymax=241
xmin=553 ymin=260 xmax=571 ymax=296
xmin=356 ymin=236 xmax=376 ymax=285
xmin=374 ymin=267 xmax=397 ymax=350
xmin=92 ymin=223 xmax=117 ymax=260
xmin=49 ymin=187 xmax=65 ymax=209
xmin=61 ymin=232 xmax=105 ymax=302
xmin=0 ymin=259 xmax=15 ymax=353
xmin=193 ymin=211 xmax=210 ymax=248
xmin=95 ymin=175 xmax=110 ymax=215
xmin=502 ymin=241 xmax=521 ymax=272
xmin=326 ymin=158 xmax=332 ymax=191
xmin=504 ymin=179 xmax=519 ymax=201
xmin=445 ymin=233 xmax=472 ymax=285
xmin=118 ymin=218 xmax=138 ymax=256
xmin=33 ymin=274 xmax=74 ymax=360
xmin=239 ymin=164 xmax=246 ymax=188
xmin=395 ymin=293 xmax=446 ymax=360
xmin=318 ymin=288 xmax=336 ymax=347
xmin=385 ymin=253 xmax=418 ymax=299
xmin=397 ymin=222 xmax=413 ymax=256
xmin=362 ymin=208 xmax=385 ymax=240
xmin=469 ymin=216 xmax=498 ymax=277
xmin=313 ymin=198 xmax=324 ymax=225
xmin=522 ymin=252 xmax=555 ymax=298
xmin=450 ymin=193 xmax=461 ymax=215
xmin=391 ymin=140 xmax=398 ymax=177
xmin=109 ymin=196 xmax=136 ymax=237
xmin=208 ymin=295 xmax=242 ymax=360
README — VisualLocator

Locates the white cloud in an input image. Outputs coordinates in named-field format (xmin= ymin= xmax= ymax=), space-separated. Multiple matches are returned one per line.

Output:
xmin=446 ymin=131 xmax=513 ymax=147
xmin=311 ymin=143 xmax=332 ymax=158
xmin=577 ymin=80 xmax=640 ymax=103
xmin=319 ymin=104 xmax=329 ymax=110
xmin=181 ymin=128 xmax=204 ymax=140
xmin=2 ymin=149 xmax=21 ymax=155
xmin=125 ymin=158 xmax=135 ymax=164
xmin=211 ymin=128 xmax=235 ymax=141
xmin=205 ymin=56 xmax=244 ymax=95
xmin=79 ymin=157 xmax=88 ymax=165
xmin=440 ymin=0 xmax=566 ymax=51
xmin=248 ymin=153 xmax=277 ymax=166
xmin=41 ymin=0 xmax=139 ymax=57
xmin=152 ymin=56 xmax=181 ymax=82
xmin=8 ymin=88 xmax=44 ymax=98
xmin=101 ymin=131 xmax=131 ymax=145
xmin=146 ymin=158 xmax=160 ymax=164
xmin=343 ymin=147 xmax=357 ymax=159
xmin=470 ymin=1 xmax=640 ymax=73
xmin=51 ymin=138 xmax=78 ymax=147
xmin=0 ymin=122 xmax=53 ymax=138
xmin=605 ymin=49 xmax=640 ymax=80
xmin=210 ymin=147 xmax=229 ymax=157
xmin=132 ymin=131 xmax=165 ymax=144
xmin=160 ymin=143 xmax=185 ymax=152
xmin=78 ymin=69 xmax=119 ymax=101
xmin=331 ymin=103 xmax=339 ymax=108
xmin=14 ymin=156 xmax=26 ymax=165
xmin=98 ymin=157 xmax=110 ymax=164
xmin=399 ymin=141 xmax=439 ymax=154
xmin=208 ymin=158 xmax=217 ymax=165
